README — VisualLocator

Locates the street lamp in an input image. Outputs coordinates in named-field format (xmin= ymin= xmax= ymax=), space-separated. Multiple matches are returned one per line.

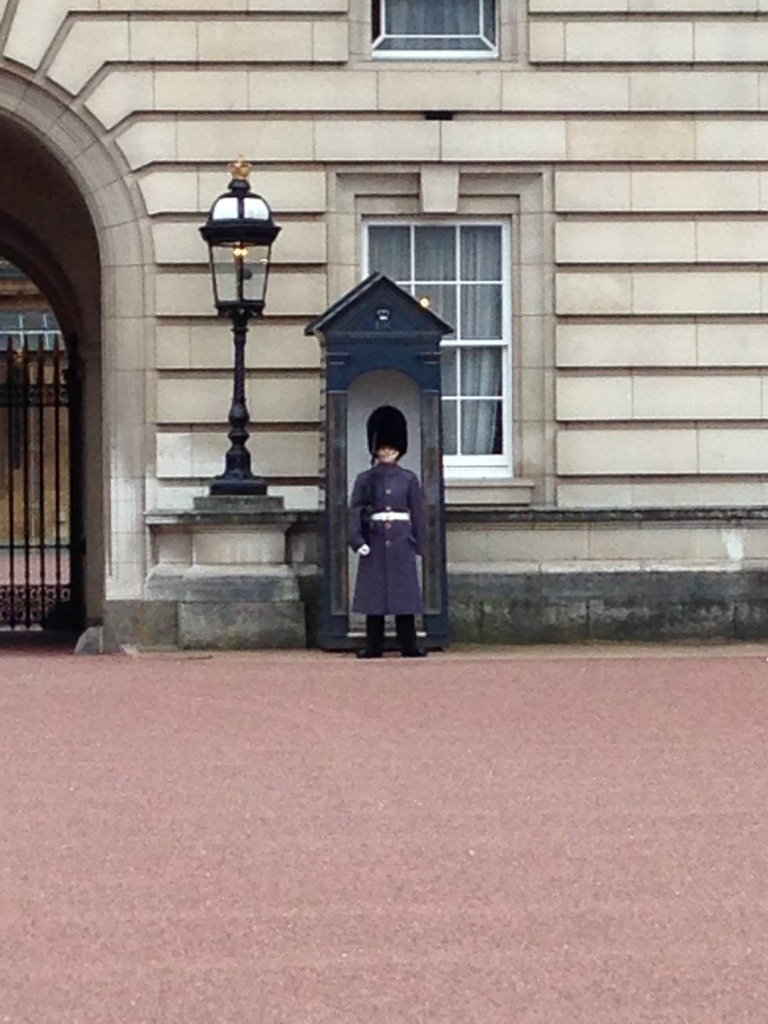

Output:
xmin=199 ymin=160 xmax=281 ymax=495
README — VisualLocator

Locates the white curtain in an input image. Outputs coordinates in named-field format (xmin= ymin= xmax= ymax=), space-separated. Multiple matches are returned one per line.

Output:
xmin=461 ymin=350 xmax=502 ymax=454
xmin=368 ymin=225 xmax=410 ymax=281
xmin=459 ymin=226 xmax=503 ymax=454
xmin=385 ymin=0 xmax=482 ymax=47
xmin=414 ymin=227 xmax=457 ymax=329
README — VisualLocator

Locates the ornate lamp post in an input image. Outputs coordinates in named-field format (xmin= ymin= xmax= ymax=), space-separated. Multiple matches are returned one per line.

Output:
xmin=199 ymin=161 xmax=281 ymax=495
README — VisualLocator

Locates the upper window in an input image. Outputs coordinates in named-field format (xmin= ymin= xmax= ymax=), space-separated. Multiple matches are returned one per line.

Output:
xmin=372 ymin=0 xmax=497 ymax=59
xmin=366 ymin=222 xmax=511 ymax=476
xmin=0 ymin=310 xmax=62 ymax=353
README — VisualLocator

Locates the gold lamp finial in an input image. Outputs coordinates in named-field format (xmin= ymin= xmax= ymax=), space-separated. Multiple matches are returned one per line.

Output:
xmin=229 ymin=158 xmax=252 ymax=182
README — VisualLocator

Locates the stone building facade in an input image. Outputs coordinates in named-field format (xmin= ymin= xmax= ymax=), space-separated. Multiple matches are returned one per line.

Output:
xmin=2 ymin=0 xmax=768 ymax=646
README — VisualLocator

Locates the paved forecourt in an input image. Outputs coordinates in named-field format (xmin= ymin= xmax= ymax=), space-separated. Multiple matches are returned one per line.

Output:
xmin=2 ymin=645 xmax=768 ymax=1022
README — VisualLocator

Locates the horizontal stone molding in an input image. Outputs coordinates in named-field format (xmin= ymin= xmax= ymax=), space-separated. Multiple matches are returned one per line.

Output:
xmin=557 ymin=321 xmax=768 ymax=370
xmin=558 ymin=427 xmax=768 ymax=477
xmin=556 ymin=219 xmax=768 ymax=266
xmin=156 ymin=375 xmax=320 ymax=426
xmin=152 ymin=217 xmax=326 ymax=267
xmin=556 ymin=270 xmax=768 ymax=317
xmin=558 ymin=480 xmax=768 ymax=509
xmin=138 ymin=168 xmax=327 ymax=217
xmin=530 ymin=1 xmax=765 ymax=10
xmin=111 ymin=114 xmax=768 ymax=174
xmin=557 ymin=373 xmax=768 ymax=422
xmin=529 ymin=18 xmax=768 ymax=65
xmin=46 ymin=14 xmax=349 ymax=94
xmin=81 ymin=66 xmax=768 ymax=127
xmin=155 ymin=268 xmax=326 ymax=317
xmin=556 ymin=169 xmax=768 ymax=214
xmin=155 ymin=322 xmax=322 ymax=371
xmin=156 ymin=429 xmax=321 ymax=479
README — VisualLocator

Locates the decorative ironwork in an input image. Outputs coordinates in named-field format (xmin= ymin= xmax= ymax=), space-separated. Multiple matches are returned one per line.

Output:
xmin=0 ymin=584 xmax=71 ymax=628
xmin=0 ymin=382 xmax=70 ymax=407
xmin=0 ymin=326 xmax=77 ymax=631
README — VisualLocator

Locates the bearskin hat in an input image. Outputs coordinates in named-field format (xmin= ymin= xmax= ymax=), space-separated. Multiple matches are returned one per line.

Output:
xmin=366 ymin=404 xmax=408 ymax=458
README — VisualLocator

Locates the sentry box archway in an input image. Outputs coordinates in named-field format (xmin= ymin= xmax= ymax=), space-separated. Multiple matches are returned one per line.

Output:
xmin=305 ymin=274 xmax=452 ymax=651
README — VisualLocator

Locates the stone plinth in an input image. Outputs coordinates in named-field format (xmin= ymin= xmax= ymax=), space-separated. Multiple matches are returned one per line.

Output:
xmin=142 ymin=494 xmax=306 ymax=650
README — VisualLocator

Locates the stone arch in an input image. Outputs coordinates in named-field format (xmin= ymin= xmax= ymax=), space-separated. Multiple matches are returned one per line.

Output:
xmin=0 ymin=213 xmax=80 ymax=337
xmin=0 ymin=69 xmax=153 ymax=630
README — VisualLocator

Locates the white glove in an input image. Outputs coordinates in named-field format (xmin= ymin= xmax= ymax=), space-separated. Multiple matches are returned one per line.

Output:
xmin=358 ymin=544 xmax=371 ymax=556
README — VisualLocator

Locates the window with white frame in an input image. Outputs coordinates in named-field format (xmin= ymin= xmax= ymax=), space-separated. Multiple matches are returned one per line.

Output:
xmin=366 ymin=222 xmax=511 ymax=477
xmin=0 ymin=311 xmax=63 ymax=353
xmin=372 ymin=0 xmax=497 ymax=58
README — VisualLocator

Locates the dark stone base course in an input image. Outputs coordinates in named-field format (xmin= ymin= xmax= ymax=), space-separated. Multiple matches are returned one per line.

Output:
xmin=450 ymin=571 xmax=768 ymax=644
xmin=178 ymin=602 xmax=306 ymax=650
xmin=101 ymin=570 xmax=768 ymax=650
xmin=103 ymin=596 xmax=306 ymax=652
xmin=102 ymin=600 xmax=179 ymax=653
xmin=295 ymin=569 xmax=321 ymax=649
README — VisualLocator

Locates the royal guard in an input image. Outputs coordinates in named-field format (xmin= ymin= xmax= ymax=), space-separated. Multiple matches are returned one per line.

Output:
xmin=348 ymin=405 xmax=427 ymax=658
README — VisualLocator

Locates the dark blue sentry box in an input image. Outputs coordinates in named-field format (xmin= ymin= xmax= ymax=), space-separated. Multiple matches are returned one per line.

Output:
xmin=305 ymin=274 xmax=452 ymax=651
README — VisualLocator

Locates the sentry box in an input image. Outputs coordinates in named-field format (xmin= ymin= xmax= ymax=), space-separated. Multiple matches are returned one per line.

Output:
xmin=305 ymin=274 xmax=452 ymax=652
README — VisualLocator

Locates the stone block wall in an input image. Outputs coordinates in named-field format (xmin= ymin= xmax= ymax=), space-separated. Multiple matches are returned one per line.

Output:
xmin=2 ymin=0 xmax=768 ymax=631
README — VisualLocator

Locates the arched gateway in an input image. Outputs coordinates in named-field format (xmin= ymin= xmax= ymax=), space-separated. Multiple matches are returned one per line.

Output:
xmin=0 ymin=72 xmax=150 ymax=639
xmin=0 ymin=270 xmax=81 ymax=630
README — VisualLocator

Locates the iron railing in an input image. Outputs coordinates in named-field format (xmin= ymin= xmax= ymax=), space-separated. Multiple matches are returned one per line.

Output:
xmin=0 ymin=330 xmax=74 ymax=629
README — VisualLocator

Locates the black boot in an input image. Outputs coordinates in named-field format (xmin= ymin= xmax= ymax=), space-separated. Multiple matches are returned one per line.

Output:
xmin=358 ymin=615 xmax=385 ymax=658
xmin=396 ymin=615 xmax=427 ymax=658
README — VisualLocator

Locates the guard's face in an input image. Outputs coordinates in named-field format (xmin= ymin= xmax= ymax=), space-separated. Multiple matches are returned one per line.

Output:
xmin=376 ymin=446 xmax=400 ymax=464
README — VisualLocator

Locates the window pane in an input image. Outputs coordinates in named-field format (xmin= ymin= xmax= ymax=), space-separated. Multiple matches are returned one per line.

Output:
xmin=483 ymin=0 xmax=496 ymax=43
xmin=418 ymin=284 xmax=456 ymax=335
xmin=385 ymin=0 xmax=419 ymax=34
xmin=435 ymin=0 xmax=481 ymax=35
xmin=461 ymin=400 xmax=503 ymax=455
xmin=460 ymin=284 xmax=502 ymax=340
xmin=460 ymin=226 xmax=502 ymax=281
xmin=385 ymin=0 xmax=481 ymax=37
xmin=441 ymin=399 xmax=458 ymax=455
xmin=461 ymin=348 xmax=502 ymax=397
xmin=441 ymin=349 xmax=458 ymax=396
xmin=414 ymin=226 xmax=455 ymax=281
xmin=368 ymin=225 xmax=411 ymax=281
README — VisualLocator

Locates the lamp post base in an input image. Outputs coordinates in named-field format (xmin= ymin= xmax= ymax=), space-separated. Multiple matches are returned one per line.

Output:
xmin=209 ymin=474 xmax=268 ymax=497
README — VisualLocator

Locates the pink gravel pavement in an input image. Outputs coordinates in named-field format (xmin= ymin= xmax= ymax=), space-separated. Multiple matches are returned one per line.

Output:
xmin=2 ymin=644 xmax=768 ymax=1022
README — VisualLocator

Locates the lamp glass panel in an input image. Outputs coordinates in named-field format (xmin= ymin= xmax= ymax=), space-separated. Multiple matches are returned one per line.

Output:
xmin=242 ymin=196 xmax=270 ymax=221
xmin=238 ymin=242 xmax=270 ymax=304
xmin=210 ymin=242 xmax=271 ymax=307
xmin=211 ymin=245 xmax=238 ymax=305
xmin=211 ymin=196 xmax=239 ymax=221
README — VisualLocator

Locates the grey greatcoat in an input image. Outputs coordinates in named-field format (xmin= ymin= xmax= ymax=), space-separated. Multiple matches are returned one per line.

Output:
xmin=349 ymin=462 xmax=426 ymax=616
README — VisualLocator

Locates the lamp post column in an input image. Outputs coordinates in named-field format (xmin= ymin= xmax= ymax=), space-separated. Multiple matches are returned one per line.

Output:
xmin=199 ymin=162 xmax=279 ymax=497
xmin=210 ymin=307 xmax=266 ymax=496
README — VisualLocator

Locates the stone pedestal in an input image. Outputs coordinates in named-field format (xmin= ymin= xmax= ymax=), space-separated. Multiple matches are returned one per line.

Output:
xmin=144 ymin=494 xmax=306 ymax=650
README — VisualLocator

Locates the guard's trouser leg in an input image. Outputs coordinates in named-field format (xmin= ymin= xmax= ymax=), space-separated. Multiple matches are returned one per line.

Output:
xmin=361 ymin=615 xmax=385 ymax=657
xmin=395 ymin=615 xmax=423 ymax=656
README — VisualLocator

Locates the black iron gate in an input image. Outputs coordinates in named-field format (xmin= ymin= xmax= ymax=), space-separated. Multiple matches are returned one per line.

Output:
xmin=0 ymin=328 xmax=81 ymax=631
